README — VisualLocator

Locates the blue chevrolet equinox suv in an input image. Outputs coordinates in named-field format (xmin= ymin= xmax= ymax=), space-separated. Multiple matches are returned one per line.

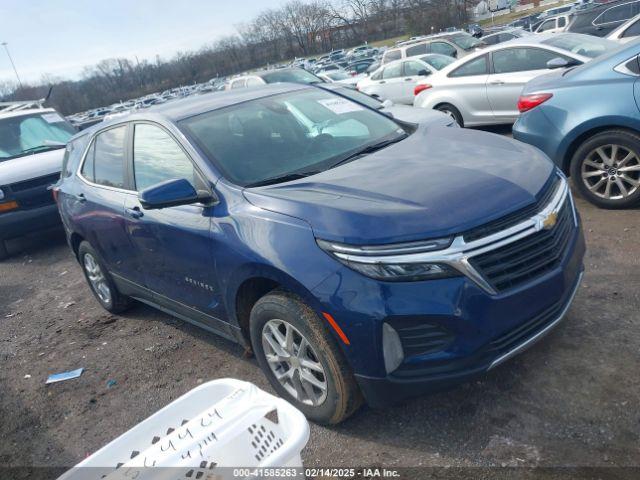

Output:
xmin=55 ymin=83 xmax=585 ymax=424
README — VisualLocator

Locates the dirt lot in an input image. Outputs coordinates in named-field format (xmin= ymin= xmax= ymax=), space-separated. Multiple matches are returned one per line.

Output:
xmin=1 ymin=190 xmax=639 ymax=477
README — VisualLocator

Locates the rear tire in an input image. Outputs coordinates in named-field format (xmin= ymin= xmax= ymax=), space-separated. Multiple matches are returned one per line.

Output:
xmin=78 ymin=241 xmax=133 ymax=313
xmin=436 ymin=103 xmax=464 ymax=127
xmin=570 ymin=129 xmax=640 ymax=209
xmin=250 ymin=291 xmax=362 ymax=424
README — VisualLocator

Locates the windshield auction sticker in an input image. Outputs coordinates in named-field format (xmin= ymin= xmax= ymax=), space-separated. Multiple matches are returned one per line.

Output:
xmin=317 ymin=98 xmax=364 ymax=115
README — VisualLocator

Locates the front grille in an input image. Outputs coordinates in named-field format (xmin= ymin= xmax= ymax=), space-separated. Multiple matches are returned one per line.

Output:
xmin=392 ymin=318 xmax=454 ymax=357
xmin=463 ymin=176 xmax=560 ymax=242
xmin=10 ymin=173 xmax=60 ymax=192
xmin=469 ymin=199 xmax=573 ymax=293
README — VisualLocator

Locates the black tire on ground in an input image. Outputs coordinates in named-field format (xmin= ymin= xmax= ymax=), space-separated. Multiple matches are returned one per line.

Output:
xmin=570 ymin=129 xmax=640 ymax=209
xmin=249 ymin=290 xmax=363 ymax=425
xmin=436 ymin=103 xmax=464 ymax=127
xmin=77 ymin=241 xmax=133 ymax=313
xmin=0 ymin=240 xmax=8 ymax=261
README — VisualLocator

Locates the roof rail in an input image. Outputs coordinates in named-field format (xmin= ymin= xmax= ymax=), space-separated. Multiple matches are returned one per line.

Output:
xmin=0 ymin=98 xmax=46 ymax=113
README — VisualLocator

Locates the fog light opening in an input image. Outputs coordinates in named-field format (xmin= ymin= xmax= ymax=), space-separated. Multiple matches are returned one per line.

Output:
xmin=382 ymin=322 xmax=404 ymax=374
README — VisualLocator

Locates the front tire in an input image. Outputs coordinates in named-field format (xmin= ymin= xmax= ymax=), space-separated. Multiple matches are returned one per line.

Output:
xmin=78 ymin=241 xmax=133 ymax=313
xmin=250 ymin=291 xmax=362 ymax=424
xmin=436 ymin=103 xmax=464 ymax=127
xmin=570 ymin=130 xmax=640 ymax=209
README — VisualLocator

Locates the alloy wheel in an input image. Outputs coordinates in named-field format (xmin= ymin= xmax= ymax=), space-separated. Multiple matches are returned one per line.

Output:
xmin=83 ymin=253 xmax=112 ymax=305
xmin=581 ymin=144 xmax=640 ymax=200
xmin=261 ymin=319 xmax=328 ymax=406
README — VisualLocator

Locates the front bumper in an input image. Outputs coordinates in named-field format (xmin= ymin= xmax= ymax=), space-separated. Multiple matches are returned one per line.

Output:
xmin=0 ymin=203 xmax=61 ymax=241
xmin=355 ymin=260 xmax=584 ymax=408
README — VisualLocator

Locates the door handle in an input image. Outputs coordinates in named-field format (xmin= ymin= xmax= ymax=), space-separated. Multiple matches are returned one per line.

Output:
xmin=379 ymin=80 xmax=386 ymax=84
xmin=125 ymin=207 xmax=144 ymax=219
xmin=404 ymin=77 xmax=414 ymax=81
xmin=488 ymin=80 xmax=505 ymax=85
xmin=73 ymin=193 xmax=86 ymax=203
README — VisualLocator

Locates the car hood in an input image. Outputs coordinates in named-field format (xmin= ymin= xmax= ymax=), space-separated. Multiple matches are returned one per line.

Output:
xmin=244 ymin=126 xmax=554 ymax=245
xmin=0 ymin=148 xmax=65 ymax=186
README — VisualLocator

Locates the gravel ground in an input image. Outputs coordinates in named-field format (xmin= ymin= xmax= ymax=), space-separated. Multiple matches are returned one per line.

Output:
xmin=0 ymin=190 xmax=639 ymax=478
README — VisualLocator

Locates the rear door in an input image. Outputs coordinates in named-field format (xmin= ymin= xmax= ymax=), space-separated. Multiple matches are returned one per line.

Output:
xmin=74 ymin=124 xmax=142 ymax=282
xmin=123 ymin=122 xmax=225 ymax=329
xmin=487 ymin=47 xmax=573 ymax=122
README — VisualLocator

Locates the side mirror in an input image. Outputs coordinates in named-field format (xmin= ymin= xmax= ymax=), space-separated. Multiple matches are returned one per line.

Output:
xmin=417 ymin=69 xmax=430 ymax=76
xmin=381 ymin=99 xmax=394 ymax=107
xmin=546 ymin=57 xmax=579 ymax=69
xmin=139 ymin=178 xmax=213 ymax=210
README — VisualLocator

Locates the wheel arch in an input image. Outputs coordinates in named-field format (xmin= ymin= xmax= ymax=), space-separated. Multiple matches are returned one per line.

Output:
xmin=560 ymin=120 xmax=640 ymax=173
xmin=227 ymin=264 xmax=323 ymax=346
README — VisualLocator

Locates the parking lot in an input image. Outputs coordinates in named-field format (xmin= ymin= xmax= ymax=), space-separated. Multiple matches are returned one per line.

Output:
xmin=1 ymin=188 xmax=638 ymax=473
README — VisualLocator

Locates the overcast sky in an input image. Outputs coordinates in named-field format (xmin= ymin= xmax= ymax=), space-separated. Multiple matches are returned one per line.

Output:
xmin=0 ymin=0 xmax=284 ymax=84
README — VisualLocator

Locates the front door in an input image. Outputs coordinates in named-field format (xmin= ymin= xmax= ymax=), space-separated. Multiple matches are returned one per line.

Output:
xmin=123 ymin=122 xmax=224 ymax=327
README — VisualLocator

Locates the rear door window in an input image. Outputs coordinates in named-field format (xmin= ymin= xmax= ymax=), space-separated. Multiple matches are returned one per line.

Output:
xmin=403 ymin=60 xmax=427 ymax=76
xmin=92 ymin=126 xmax=127 ymax=189
xmin=382 ymin=63 xmax=403 ymax=79
xmin=383 ymin=49 xmax=401 ymax=63
xmin=80 ymin=141 xmax=96 ymax=182
xmin=430 ymin=42 xmax=457 ymax=57
xmin=537 ymin=19 xmax=557 ymax=32
xmin=406 ymin=43 xmax=429 ymax=57
xmin=449 ymin=55 xmax=488 ymax=77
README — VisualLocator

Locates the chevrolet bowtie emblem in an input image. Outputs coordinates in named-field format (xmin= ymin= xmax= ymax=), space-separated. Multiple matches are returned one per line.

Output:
xmin=541 ymin=211 xmax=558 ymax=230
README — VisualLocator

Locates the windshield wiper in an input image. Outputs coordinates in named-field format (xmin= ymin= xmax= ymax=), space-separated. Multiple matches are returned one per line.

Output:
xmin=14 ymin=144 xmax=65 ymax=157
xmin=245 ymin=172 xmax=317 ymax=188
xmin=329 ymin=134 xmax=407 ymax=170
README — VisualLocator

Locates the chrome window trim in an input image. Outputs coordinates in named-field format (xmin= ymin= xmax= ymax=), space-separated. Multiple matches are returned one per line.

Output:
xmin=328 ymin=176 xmax=575 ymax=296
xmin=592 ymin=0 xmax=639 ymax=27
xmin=76 ymin=124 xmax=137 ymax=195
xmin=613 ymin=56 xmax=640 ymax=76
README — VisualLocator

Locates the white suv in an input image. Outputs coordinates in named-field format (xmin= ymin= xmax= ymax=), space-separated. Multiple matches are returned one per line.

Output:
xmin=0 ymin=102 xmax=76 ymax=259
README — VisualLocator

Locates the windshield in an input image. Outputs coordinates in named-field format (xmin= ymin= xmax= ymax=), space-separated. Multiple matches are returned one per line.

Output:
xmin=326 ymin=71 xmax=350 ymax=81
xmin=260 ymin=69 xmax=322 ymax=84
xmin=180 ymin=89 xmax=405 ymax=187
xmin=449 ymin=33 xmax=483 ymax=50
xmin=542 ymin=34 xmax=616 ymax=59
xmin=419 ymin=54 xmax=455 ymax=70
xmin=0 ymin=112 xmax=75 ymax=160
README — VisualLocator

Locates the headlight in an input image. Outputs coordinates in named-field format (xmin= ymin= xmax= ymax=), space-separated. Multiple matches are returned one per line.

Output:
xmin=0 ymin=188 xmax=4 ymax=201
xmin=317 ymin=238 xmax=461 ymax=282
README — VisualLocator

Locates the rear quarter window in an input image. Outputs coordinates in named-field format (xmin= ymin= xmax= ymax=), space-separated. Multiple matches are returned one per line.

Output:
xmin=62 ymin=135 xmax=89 ymax=178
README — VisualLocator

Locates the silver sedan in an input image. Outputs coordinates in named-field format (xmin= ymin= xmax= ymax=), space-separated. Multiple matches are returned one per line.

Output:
xmin=413 ymin=33 xmax=619 ymax=127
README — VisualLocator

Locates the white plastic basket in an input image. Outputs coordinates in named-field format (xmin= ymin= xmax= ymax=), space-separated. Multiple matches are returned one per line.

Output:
xmin=59 ymin=379 xmax=309 ymax=480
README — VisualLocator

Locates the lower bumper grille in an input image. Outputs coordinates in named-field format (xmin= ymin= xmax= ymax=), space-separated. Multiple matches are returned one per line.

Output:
xmin=470 ymin=199 xmax=574 ymax=293
xmin=393 ymin=319 xmax=454 ymax=357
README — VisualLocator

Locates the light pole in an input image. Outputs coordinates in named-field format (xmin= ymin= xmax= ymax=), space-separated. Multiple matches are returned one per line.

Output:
xmin=1 ymin=42 xmax=23 ymax=89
